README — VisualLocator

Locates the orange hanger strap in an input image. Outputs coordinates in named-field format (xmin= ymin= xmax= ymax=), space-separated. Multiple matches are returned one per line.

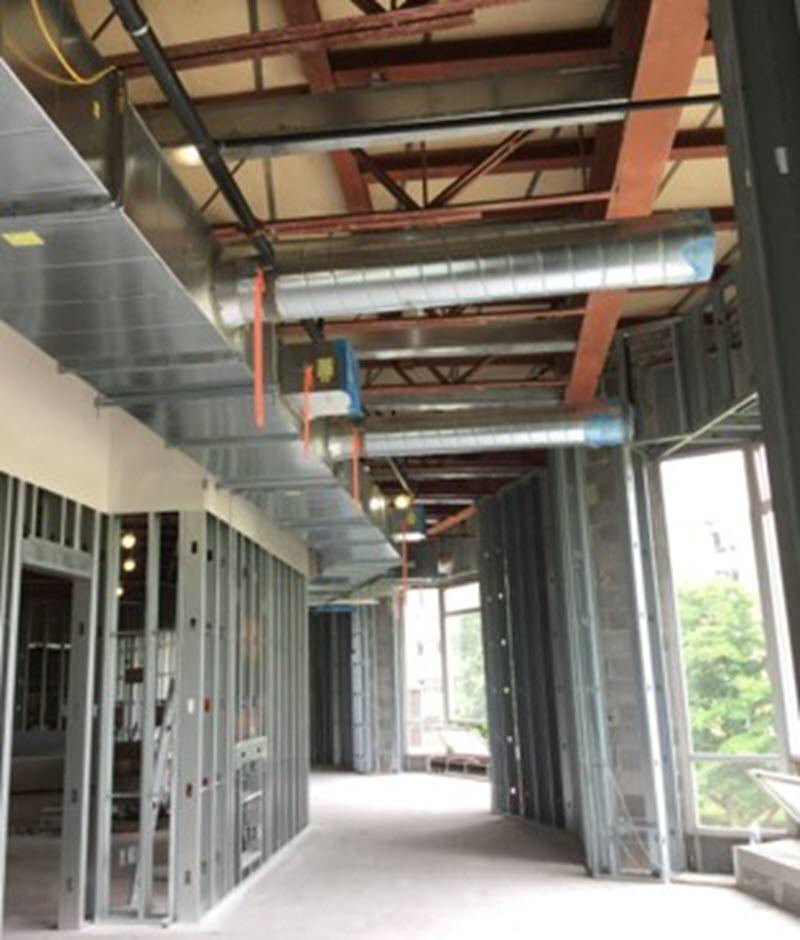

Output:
xmin=302 ymin=363 xmax=314 ymax=454
xmin=252 ymin=268 xmax=266 ymax=429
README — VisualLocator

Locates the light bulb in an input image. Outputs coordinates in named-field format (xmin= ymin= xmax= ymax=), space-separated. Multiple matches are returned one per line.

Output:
xmin=394 ymin=493 xmax=413 ymax=511
xmin=369 ymin=493 xmax=386 ymax=513
xmin=172 ymin=144 xmax=203 ymax=167
xmin=121 ymin=532 xmax=136 ymax=550
xmin=122 ymin=557 xmax=136 ymax=573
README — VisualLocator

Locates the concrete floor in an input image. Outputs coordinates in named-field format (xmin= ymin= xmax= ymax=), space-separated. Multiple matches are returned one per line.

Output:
xmin=5 ymin=772 xmax=799 ymax=938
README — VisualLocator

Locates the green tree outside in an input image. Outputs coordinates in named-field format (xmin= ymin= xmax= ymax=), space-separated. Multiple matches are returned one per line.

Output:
xmin=677 ymin=580 xmax=784 ymax=828
xmin=448 ymin=610 xmax=487 ymax=726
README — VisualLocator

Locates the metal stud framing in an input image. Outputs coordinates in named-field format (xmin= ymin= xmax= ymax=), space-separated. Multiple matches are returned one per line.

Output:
xmin=0 ymin=484 xmax=309 ymax=934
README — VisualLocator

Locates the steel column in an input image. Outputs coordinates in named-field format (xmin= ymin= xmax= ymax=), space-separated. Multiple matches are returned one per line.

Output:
xmin=711 ymin=0 xmax=800 ymax=695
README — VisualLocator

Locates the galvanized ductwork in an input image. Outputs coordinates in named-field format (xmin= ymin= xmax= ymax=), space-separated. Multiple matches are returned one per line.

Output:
xmin=248 ymin=212 xmax=715 ymax=322
xmin=325 ymin=408 xmax=631 ymax=461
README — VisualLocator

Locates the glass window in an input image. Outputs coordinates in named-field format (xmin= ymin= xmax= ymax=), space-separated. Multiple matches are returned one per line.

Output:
xmin=443 ymin=581 xmax=480 ymax=614
xmin=403 ymin=583 xmax=488 ymax=755
xmin=661 ymin=449 xmax=787 ymax=832
xmin=444 ymin=608 xmax=486 ymax=726
xmin=403 ymin=589 xmax=446 ymax=755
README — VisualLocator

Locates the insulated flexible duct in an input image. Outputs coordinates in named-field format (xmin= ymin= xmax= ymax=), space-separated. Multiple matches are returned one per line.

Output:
xmin=325 ymin=409 xmax=631 ymax=461
xmin=263 ymin=211 xmax=715 ymax=322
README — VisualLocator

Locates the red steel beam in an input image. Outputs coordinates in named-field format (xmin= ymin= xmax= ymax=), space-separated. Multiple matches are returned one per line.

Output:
xmin=280 ymin=1 xmax=371 ymax=213
xmin=427 ymin=505 xmax=476 ymax=537
xmin=565 ymin=0 xmax=710 ymax=404
xmin=429 ymin=129 xmax=534 ymax=208
xmin=363 ymin=127 xmax=727 ymax=184
xmin=107 ymin=1 xmax=521 ymax=76
xmin=214 ymin=188 xmax=612 ymax=241
xmin=216 ymin=198 xmax=732 ymax=244
xmin=330 ymin=27 xmax=619 ymax=86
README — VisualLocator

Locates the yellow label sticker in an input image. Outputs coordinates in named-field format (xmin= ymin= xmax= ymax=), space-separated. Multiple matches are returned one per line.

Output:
xmin=92 ymin=100 xmax=102 ymax=120
xmin=2 ymin=231 xmax=44 ymax=247
xmin=316 ymin=356 xmax=335 ymax=384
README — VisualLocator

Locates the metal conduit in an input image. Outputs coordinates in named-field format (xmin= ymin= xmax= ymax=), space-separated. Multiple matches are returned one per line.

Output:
xmin=110 ymin=0 xmax=275 ymax=267
xmin=326 ymin=409 xmax=631 ymax=461
xmin=264 ymin=211 xmax=715 ymax=321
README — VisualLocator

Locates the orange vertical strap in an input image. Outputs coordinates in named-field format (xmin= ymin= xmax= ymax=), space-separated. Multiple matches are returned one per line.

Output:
xmin=302 ymin=363 xmax=314 ymax=454
xmin=351 ymin=429 xmax=361 ymax=504
xmin=253 ymin=268 xmax=266 ymax=429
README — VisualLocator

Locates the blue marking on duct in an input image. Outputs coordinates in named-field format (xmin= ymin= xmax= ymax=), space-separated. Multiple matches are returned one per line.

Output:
xmin=585 ymin=412 xmax=631 ymax=448
xmin=333 ymin=339 xmax=364 ymax=419
xmin=680 ymin=211 xmax=716 ymax=282
xmin=312 ymin=605 xmax=356 ymax=614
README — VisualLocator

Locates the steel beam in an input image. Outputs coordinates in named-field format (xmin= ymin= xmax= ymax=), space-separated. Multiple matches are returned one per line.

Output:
xmin=711 ymin=0 xmax=800 ymax=694
xmin=359 ymin=128 xmax=727 ymax=184
xmin=281 ymin=0 xmax=372 ymax=213
xmin=329 ymin=27 xmax=618 ymax=86
xmin=427 ymin=505 xmax=476 ymax=537
xmin=215 ymin=188 xmax=612 ymax=240
xmin=566 ymin=0 xmax=711 ymax=404
xmin=107 ymin=2 xmax=513 ymax=76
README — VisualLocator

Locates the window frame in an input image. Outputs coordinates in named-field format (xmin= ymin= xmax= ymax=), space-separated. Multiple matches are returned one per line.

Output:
xmin=439 ymin=580 xmax=485 ymax=728
xmin=656 ymin=443 xmax=796 ymax=837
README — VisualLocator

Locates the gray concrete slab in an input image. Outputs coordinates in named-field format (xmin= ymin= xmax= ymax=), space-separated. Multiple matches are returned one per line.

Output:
xmin=5 ymin=772 xmax=799 ymax=939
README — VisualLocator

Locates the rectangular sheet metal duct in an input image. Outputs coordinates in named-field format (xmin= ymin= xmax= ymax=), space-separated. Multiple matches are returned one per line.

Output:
xmin=142 ymin=63 xmax=635 ymax=157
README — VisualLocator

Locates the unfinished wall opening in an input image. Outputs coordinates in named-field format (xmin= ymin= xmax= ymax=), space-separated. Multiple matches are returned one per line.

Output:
xmin=5 ymin=569 xmax=73 ymax=932
xmin=96 ymin=513 xmax=178 ymax=922
xmin=403 ymin=583 xmax=488 ymax=775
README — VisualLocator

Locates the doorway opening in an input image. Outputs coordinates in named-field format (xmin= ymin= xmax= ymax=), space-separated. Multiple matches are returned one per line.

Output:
xmin=404 ymin=583 xmax=489 ymax=778
xmin=5 ymin=568 xmax=73 ymax=932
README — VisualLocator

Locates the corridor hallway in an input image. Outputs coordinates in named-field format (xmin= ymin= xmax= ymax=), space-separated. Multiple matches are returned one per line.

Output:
xmin=10 ymin=772 xmax=796 ymax=940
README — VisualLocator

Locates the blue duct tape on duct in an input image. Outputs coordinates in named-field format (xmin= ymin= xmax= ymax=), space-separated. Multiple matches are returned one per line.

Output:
xmin=682 ymin=210 xmax=717 ymax=281
xmin=333 ymin=339 xmax=364 ymax=419
xmin=584 ymin=411 xmax=633 ymax=447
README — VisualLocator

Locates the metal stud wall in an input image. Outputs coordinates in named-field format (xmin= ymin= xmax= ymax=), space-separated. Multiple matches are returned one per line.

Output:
xmin=309 ymin=603 xmax=401 ymax=775
xmin=478 ymin=470 xmax=574 ymax=828
xmin=0 ymin=483 xmax=309 ymax=935
xmin=477 ymin=454 xmax=678 ymax=878
xmin=0 ymin=475 xmax=102 ymax=931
